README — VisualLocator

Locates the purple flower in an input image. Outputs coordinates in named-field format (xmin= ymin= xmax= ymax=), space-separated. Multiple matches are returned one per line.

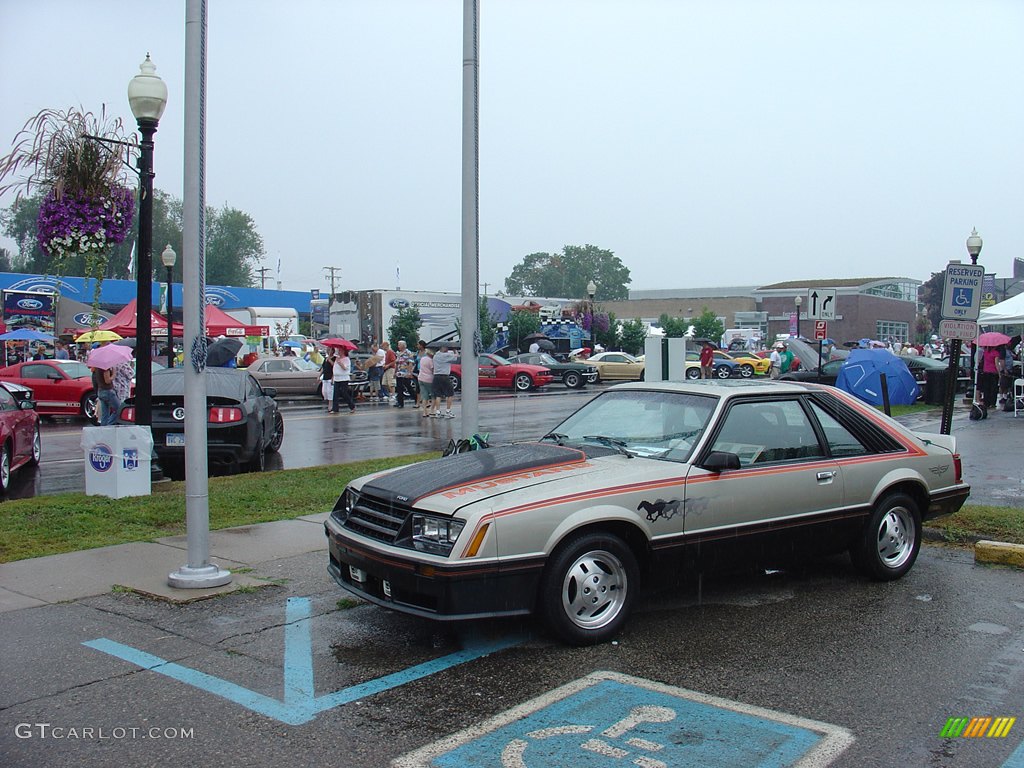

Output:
xmin=37 ymin=186 xmax=135 ymax=259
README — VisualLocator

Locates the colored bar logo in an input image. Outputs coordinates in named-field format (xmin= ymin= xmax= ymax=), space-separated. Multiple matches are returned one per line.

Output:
xmin=940 ymin=717 xmax=1016 ymax=738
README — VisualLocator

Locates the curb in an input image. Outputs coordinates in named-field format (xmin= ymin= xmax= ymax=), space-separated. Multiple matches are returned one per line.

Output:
xmin=974 ymin=540 xmax=1024 ymax=569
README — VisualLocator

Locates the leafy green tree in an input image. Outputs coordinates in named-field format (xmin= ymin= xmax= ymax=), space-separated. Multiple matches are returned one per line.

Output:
xmin=620 ymin=318 xmax=647 ymax=355
xmin=658 ymin=313 xmax=689 ymax=337
xmin=594 ymin=311 xmax=620 ymax=350
xmin=0 ymin=247 xmax=11 ymax=272
xmin=388 ymin=306 xmax=422 ymax=348
xmin=691 ymin=307 xmax=725 ymax=343
xmin=507 ymin=310 xmax=541 ymax=351
xmin=478 ymin=297 xmax=496 ymax=349
xmin=918 ymin=270 xmax=944 ymax=334
xmin=206 ymin=204 xmax=265 ymax=286
xmin=504 ymin=244 xmax=631 ymax=300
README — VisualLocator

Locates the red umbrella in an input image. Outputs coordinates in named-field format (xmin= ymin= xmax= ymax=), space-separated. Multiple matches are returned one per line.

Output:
xmin=320 ymin=338 xmax=358 ymax=351
xmin=977 ymin=331 xmax=1011 ymax=347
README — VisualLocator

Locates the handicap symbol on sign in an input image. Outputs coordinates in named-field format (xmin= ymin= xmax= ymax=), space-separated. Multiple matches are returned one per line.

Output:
xmin=954 ymin=288 xmax=973 ymax=307
xmin=395 ymin=672 xmax=853 ymax=768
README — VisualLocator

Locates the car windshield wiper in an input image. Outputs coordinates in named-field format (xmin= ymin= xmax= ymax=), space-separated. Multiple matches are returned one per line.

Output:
xmin=541 ymin=432 xmax=568 ymax=445
xmin=582 ymin=435 xmax=634 ymax=458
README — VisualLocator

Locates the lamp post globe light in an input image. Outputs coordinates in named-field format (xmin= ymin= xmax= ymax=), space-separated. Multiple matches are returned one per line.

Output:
xmin=128 ymin=54 xmax=168 ymax=428
xmin=966 ymin=227 xmax=983 ymax=264
xmin=794 ymin=294 xmax=802 ymax=340
xmin=161 ymin=245 xmax=176 ymax=368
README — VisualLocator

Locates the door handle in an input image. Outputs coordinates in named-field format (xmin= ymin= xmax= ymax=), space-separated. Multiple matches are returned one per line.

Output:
xmin=816 ymin=471 xmax=836 ymax=481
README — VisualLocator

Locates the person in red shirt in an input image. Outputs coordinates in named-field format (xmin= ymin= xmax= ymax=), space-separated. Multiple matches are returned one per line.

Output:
xmin=699 ymin=341 xmax=715 ymax=379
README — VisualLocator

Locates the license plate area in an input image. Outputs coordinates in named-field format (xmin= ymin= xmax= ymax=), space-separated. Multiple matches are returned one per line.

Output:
xmin=166 ymin=433 xmax=185 ymax=447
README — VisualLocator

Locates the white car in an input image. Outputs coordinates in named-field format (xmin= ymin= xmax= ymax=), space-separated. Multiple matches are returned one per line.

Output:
xmin=325 ymin=380 xmax=970 ymax=645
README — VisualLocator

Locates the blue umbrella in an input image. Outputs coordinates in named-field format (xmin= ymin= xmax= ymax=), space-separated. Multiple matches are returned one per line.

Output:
xmin=835 ymin=349 xmax=919 ymax=406
xmin=280 ymin=340 xmax=303 ymax=348
xmin=0 ymin=329 xmax=52 ymax=341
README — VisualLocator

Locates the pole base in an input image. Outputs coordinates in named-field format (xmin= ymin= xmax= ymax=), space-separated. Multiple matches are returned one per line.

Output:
xmin=167 ymin=564 xmax=233 ymax=589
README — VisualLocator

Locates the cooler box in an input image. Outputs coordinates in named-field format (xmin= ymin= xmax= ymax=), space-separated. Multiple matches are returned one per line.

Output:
xmin=81 ymin=426 xmax=153 ymax=498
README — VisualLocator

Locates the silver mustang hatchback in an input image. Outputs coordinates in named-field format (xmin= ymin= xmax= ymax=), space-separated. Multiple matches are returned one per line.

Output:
xmin=325 ymin=380 xmax=969 ymax=645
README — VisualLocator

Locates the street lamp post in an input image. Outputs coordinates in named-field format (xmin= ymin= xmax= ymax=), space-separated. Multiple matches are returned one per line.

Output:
xmin=586 ymin=280 xmax=597 ymax=348
xmin=128 ymin=54 xmax=168 ymax=427
xmin=941 ymin=228 xmax=983 ymax=434
xmin=161 ymin=245 xmax=176 ymax=368
xmin=794 ymin=295 xmax=803 ymax=340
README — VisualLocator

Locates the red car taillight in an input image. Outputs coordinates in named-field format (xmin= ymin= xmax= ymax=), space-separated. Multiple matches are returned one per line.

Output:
xmin=208 ymin=407 xmax=244 ymax=424
xmin=120 ymin=406 xmax=136 ymax=422
xmin=953 ymin=453 xmax=962 ymax=485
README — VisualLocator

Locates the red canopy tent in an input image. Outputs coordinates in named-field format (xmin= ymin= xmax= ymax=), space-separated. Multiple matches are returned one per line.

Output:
xmin=96 ymin=299 xmax=183 ymax=338
xmin=203 ymin=305 xmax=269 ymax=338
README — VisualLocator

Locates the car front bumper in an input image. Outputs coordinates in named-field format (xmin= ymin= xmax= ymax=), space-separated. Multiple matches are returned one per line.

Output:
xmin=324 ymin=516 xmax=542 ymax=621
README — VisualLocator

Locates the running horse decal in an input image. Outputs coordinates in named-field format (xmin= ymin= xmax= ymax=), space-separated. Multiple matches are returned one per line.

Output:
xmin=637 ymin=498 xmax=683 ymax=522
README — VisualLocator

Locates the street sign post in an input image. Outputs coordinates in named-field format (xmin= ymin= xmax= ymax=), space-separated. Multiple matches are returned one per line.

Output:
xmin=938 ymin=319 xmax=979 ymax=342
xmin=941 ymin=263 xmax=985 ymax=321
xmin=807 ymin=288 xmax=836 ymax=320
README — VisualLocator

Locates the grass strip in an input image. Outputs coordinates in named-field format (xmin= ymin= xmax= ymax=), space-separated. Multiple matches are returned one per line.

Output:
xmin=929 ymin=505 xmax=1024 ymax=547
xmin=0 ymin=452 xmax=439 ymax=564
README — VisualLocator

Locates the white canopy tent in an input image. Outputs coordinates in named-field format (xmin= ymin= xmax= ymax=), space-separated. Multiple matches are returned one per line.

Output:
xmin=978 ymin=292 xmax=1024 ymax=325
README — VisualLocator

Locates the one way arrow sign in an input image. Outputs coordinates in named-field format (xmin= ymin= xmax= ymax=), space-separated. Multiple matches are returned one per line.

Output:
xmin=807 ymin=288 xmax=836 ymax=321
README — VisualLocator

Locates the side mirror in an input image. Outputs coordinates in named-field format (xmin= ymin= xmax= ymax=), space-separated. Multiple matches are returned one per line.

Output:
xmin=20 ymin=400 xmax=36 ymax=411
xmin=263 ymin=386 xmax=278 ymax=399
xmin=702 ymin=451 xmax=741 ymax=472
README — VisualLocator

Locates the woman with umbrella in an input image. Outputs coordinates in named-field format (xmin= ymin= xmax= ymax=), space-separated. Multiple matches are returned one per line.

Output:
xmin=86 ymin=343 xmax=133 ymax=426
xmin=977 ymin=331 xmax=1012 ymax=413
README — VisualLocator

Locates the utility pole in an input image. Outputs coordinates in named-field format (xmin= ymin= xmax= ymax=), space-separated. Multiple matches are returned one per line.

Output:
xmin=256 ymin=266 xmax=271 ymax=289
xmin=322 ymin=266 xmax=342 ymax=303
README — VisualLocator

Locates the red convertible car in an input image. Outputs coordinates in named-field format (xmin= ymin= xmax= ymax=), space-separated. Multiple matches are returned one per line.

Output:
xmin=0 ymin=359 xmax=99 ymax=423
xmin=449 ymin=353 xmax=554 ymax=392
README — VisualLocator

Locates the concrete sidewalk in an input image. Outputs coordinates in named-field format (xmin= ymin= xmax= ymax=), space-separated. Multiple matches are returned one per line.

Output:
xmin=0 ymin=512 xmax=331 ymax=614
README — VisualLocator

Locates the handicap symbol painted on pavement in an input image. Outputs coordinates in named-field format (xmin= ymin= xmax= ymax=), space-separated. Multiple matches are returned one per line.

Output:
xmin=395 ymin=671 xmax=853 ymax=768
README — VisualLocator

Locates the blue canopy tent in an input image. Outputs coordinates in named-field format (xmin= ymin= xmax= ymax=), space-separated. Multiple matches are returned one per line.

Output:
xmin=835 ymin=349 xmax=919 ymax=406
xmin=0 ymin=329 xmax=52 ymax=341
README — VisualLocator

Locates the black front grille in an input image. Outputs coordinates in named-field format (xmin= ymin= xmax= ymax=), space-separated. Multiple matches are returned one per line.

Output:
xmin=344 ymin=492 xmax=410 ymax=543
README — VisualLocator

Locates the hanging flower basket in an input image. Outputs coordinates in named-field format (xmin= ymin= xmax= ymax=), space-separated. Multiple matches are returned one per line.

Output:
xmin=37 ymin=185 xmax=135 ymax=265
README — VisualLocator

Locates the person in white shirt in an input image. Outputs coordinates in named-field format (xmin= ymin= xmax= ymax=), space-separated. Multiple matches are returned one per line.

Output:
xmin=769 ymin=345 xmax=782 ymax=379
xmin=528 ymin=341 xmax=540 ymax=353
xmin=330 ymin=350 xmax=355 ymax=413
xmin=430 ymin=343 xmax=458 ymax=418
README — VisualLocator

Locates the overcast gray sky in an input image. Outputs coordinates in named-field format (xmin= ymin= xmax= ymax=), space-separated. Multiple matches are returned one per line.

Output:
xmin=1 ymin=0 xmax=1022 ymax=297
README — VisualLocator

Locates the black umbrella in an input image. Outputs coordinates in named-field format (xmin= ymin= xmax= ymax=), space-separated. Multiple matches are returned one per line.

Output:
xmin=114 ymin=338 xmax=137 ymax=348
xmin=207 ymin=337 xmax=243 ymax=367
xmin=534 ymin=338 xmax=556 ymax=351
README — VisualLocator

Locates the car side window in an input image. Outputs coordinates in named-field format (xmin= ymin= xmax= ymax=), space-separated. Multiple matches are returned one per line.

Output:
xmin=710 ymin=400 xmax=825 ymax=466
xmin=808 ymin=401 xmax=868 ymax=457
xmin=248 ymin=376 xmax=263 ymax=398
xmin=0 ymin=388 xmax=17 ymax=411
xmin=21 ymin=364 xmax=53 ymax=379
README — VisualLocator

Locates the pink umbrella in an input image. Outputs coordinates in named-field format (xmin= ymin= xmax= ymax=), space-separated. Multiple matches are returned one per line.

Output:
xmin=977 ymin=331 xmax=1011 ymax=347
xmin=87 ymin=343 xmax=134 ymax=370
xmin=320 ymin=338 xmax=358 ymax=351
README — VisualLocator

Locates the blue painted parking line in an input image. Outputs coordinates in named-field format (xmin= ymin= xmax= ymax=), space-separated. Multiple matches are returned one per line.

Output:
xmin=1005 ymin=739 xmax=1024 ymax=768
xmin=396 ymin=671 xmax=853 ymax=768
xmin=83 ymin=597 xmax=519 ymax=725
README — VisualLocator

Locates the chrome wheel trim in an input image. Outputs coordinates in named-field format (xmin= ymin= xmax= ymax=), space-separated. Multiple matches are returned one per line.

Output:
xmin=560 ymin=548 xmax=629 ymax=630
xmin=31 ymin=426 xmax=41 ymax=463
xmin=0 ymin=445 xmax=9 ymax=490
xmin=515 ymin=374 xmax=532 ymax=391
xmin=877 ymin=506 xmax=916 ymax=569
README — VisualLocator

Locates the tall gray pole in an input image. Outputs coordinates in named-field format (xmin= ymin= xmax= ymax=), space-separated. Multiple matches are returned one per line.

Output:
xmin=169 ymin=0 xmax=230 ymax=588
xmin=459 ymin=0 xmax=480 ymax=437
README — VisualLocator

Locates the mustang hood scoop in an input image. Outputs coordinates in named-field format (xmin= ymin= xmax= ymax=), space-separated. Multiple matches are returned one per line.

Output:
xmin=361 ymin=444 xmax=589 ymax=506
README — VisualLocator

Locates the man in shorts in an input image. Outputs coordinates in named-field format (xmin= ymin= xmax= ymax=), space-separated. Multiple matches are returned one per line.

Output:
xmin=364 ymin=342 xmax=384 ymax=402
xmin=431 ymin=342 xmax=457 ymax=418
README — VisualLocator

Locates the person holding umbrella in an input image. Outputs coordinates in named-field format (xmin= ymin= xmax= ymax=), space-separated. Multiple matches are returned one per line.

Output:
xmin=86 ymin=344 xmax=134 ymax=425
xmin=330 ymin=347 xmax=356 ymax=414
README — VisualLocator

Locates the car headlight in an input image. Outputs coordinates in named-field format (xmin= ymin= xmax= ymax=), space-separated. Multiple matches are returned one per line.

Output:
xmin=411 ymin=513 xmax=465 ymax=556
xmin=332 ymin=487 xmax=357 ymax=522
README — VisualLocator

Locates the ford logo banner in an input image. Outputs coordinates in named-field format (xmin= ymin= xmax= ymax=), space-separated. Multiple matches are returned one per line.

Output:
xmin=205 ymin=294 xmax=225 ymax=306
xmin=389 ymin=298 xmax=410 ymax=309
xmin=17 ymin=299 xmax=43 ymax=310
xmin=73 ymin=312 xmax=101 ymax=326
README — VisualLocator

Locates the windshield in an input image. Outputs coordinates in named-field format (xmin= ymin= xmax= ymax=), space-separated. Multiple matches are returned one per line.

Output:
xmin=56 ymin=360 xmax=91 ymax=379
xmin=293 ymin=359 xmax=319 ymax=371
xmin=545 ymin=390 xmax=716 ymax=461
xmin=536 ymin=353 xmax=559 ymax=365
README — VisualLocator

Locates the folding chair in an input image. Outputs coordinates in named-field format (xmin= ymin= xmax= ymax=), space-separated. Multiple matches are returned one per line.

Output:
xmin=1014 ymin=378 xmax=1024 ymax=417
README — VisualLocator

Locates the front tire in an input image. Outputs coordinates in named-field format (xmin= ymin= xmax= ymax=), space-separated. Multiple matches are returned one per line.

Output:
xmin=266 ymin=411 xmax=284 ymax=453
xmin=739 ymin=364 xmax=754 ymax=378
xmin=715 ymin=365 xmax=732 ymax=379
xmin=514 ymin=373 xmax=533 ymax=391
xmin=449 ymin=373 xmax=461 ymax=393
xmin=538 ymin=531 xmax=639 ymax=646
xmin=563 ymin=371 xmax=582 ymax=389
xmin=685 ymin=367 xmax=701 ymax=380
xmin=28 ymin=424 xmax=41 ymax=466
xmin=0 ymin=442 xmax=10 ymax=493
xmin=851 ymin=493 xmax=921 ymax=581
xmin=82 ymin=392 xmax=100 ymax=425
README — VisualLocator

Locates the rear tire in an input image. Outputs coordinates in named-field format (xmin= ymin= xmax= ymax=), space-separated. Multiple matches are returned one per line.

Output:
xmin=450 ymin=374 xmax=461 ymax=393
xmin=851 ymin=493 xmax=921 ymax=581
xmin=685 ymin=368 xmax=700 ymax=380
xmin=266 ymin=411 xmax=284 ymax=453
xmin=715 ymin=365 xmax=732 ymax=379
xmin=539 ymin=531 xmax=639 ymax=646
xmin=739 ymin=364 xmax=754 ymax=378
xmin=82 ymin=392 xmax=100 ymax=425
xmin=563 ymin=371 xmax=582 ymax=389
